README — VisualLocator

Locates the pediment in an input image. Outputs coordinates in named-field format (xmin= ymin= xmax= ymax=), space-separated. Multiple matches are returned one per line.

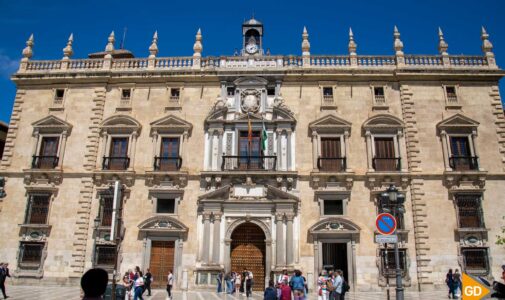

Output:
xmin=150 ymin=114 xmax=192 ymax=135
xmin=32 ymin=115 xmax=72 ymax=133
xmin=273 ymin=106 xmax=296 ymax=123
xmin=437 ymin=113 xmax=479 ymax=131
xmin=233 ymin=76 xmax=269 ymax=87
xmin=363 ymin=114 xmax=404 ymax=130
xmin=265 ymin=185 xmax=299 ymax=201
xmin=309 ymin=114 xmax=352 ymax=133
xmin=309 ymin=217 xmax=361 ymax=235
xmin=206 ymin=106 xmax=227 ymax=123
xmin=138 ymin=216 xmax=188 ymax=233
xmin=198 ymin=185 xmax=232 ymax=200
xmin=101 ymin=115 xmax=141 ymax=132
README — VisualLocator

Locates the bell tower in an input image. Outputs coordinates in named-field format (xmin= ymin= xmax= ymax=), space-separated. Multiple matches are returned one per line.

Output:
xmin=242 ymin=17 xmax=264 ymax=56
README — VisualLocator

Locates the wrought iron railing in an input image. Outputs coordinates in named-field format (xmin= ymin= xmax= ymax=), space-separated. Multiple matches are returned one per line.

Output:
xmin=373 ymin=157 xmax=401 ymax=172
xmin=102 ymin=156 xmax=130 ymax=170
xmin=317 ymin=157 xmax=346 ymax=172
xmin=154 ymin=156 xmax=182 ymax=171
xmin=31 ymin=155 xmax=59 ymax=169
xmin=449 ymin=156 xmax=479 ymax=171
xmin=221 ymin=155 xmax=277 ymax=171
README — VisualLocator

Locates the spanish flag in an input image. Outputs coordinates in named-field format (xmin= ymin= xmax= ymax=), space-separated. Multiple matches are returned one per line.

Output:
xmin=248 ymin=115 xmax=253 ymax=144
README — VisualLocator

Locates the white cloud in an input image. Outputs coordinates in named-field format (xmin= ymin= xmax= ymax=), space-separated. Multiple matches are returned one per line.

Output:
xmin=0 ymin=53 xmax=19 ymax=78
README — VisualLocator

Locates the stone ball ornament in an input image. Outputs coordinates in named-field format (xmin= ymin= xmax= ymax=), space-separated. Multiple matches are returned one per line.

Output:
xmin=241 ymin=89 xmax=261 ymax=113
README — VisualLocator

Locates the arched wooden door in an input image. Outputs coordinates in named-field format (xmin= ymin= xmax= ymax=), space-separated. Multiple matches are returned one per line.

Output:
xmin=149 ymin=240 xmax=174 ymax=288
xmin=230 ymin=223 xmax=266 ymax=291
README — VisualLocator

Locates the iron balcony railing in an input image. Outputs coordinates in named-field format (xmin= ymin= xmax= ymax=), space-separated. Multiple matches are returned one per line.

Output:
xmin=221 ymin=155 xmax=277 ymax=171
xmin=317 ymin=157 xmax=346 ymax=172
xmin=31 ymin=155 xmax=59 ymax=169
xmin=154 ymin=156 xmax=182 ymax=171
xmin=102 ymin=156 xmax=130 ymax=171
xmin=373 ymin=157 xmax=401 ymax=172
xmin=449 ymin=156 xmax=479 ymax=171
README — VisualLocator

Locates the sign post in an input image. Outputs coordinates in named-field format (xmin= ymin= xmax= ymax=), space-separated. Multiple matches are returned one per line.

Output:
xmin=376 ymin=213 xmax=397 ymax=235
xmin=376 ymin=212 xmax=397 ymax=300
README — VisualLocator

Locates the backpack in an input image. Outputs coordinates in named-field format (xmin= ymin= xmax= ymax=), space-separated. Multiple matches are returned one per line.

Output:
xmin=342 ymin=279 xmax=350 ymax=293
xmin=326 ymin=279 xmax=335 ymax=291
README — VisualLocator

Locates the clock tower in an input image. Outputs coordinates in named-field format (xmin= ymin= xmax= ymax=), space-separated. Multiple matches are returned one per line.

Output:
xmin=242 ymin=17 xmax=264 ymax=56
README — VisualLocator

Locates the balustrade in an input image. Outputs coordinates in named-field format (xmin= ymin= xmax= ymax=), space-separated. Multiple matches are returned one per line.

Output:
xmin=155 ymin=57 xmax=193 ymax=69
xmin=449 ymin=55 xmax=488 ymax=67
xmin=404 ymin=55 xmax=443 ymax=66
xmin=112 ymin=58 xmax=148 ymax=69
xmin=357 ymin=55 xmax=395 ymax=67
xmin=310 ymin=56 xmax=350 ymax=67
xmin=26 ymin=60 xmax=61 ymax=71
xmin=221 ymin=155 xmax=277 ymax=171
xmin=68 ymin=59 xmax=104 ymax=70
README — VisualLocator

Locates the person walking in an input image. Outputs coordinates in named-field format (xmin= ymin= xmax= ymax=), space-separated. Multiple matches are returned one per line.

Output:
xmin=264 ymin=279 xmax=277 ymax=300
xmin=235 ymin=271 xmax=242 ymax=295
xmin=133 ymin=271 xmax=144 ymax=300
xmin=225 ymin=272 xmax=233 ymax=294
xmin=143 ymin=268 xmax=152 ymax=296
xmin=0 ymin=262 xmax=10 ymax=299
xmin=446 ymin=269 xmax=456 ymax=299
xmin=246 ymin=269 xmax=253 ymax=297
xmin=217 ymin=271 xmax=223 ymax=293
xmin=317 ymin=270 xmax=329 ymax=300
xmin=453 ymin=269 xmax=462 ymax=297
xmin=280 ymin=279 xmax=292 ymax=300
xmin=167 ymin=270 xmax=174 ymax=300
xmin=290 ymin=270 xmax=306 ymax=300
xmin=277 ymin=269 xmax=290 ymax=299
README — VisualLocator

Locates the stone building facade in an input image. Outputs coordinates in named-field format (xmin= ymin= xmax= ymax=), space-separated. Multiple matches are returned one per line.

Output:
xmin=0 ymin=19 xmax=504 ymax=291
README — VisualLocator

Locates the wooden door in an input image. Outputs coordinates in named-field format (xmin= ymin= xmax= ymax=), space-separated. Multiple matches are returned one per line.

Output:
xmin=230 ymin=223 xmax=265 ymax=291
xmin=320 ymin=137 xmax=342 ymax=171
xmin=374 ymin=137 xmax=396 ymax=171
xmin=159 ymin=137 xmax=180 ymax=171
xmin=39 ymin=137 xmax=59 ymax=168
xmin=450 ymin=136 xmax=471 ymax=170
xmin=109 ymin=137 xmax=129 ymax=170
xmin=149 ymin=241 xmax=175 ymax=288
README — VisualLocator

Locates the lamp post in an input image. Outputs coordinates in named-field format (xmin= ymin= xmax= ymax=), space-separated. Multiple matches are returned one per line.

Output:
xmin=381 ymin=185 xmax=405 ymax=300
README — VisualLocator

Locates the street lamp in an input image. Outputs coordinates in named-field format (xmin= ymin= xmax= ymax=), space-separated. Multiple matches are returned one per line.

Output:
xmin=381 ymin=185 xmax=405 ymax=300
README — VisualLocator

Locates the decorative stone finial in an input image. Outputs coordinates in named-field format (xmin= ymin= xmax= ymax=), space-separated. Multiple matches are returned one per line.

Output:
xmin=193 ymin=28 xmax=203 ymax=57
xmin=301 ymin=26 xmax=310 ymax=56
xmin=393 ymin=26 xmax=404 ymax=55
xmin=22 ymin=34 xmax=34 ymax=60
xmin=149 ymin=31 xmax=158 ymax=58
xmin=348 ymin=27 xmax=357 ymax=55
xmin=105 ymin=31 xmax=115 ymax=53
xmin=481 ymin=26 xmax=493 ymax=55
xmin=438 ymin=27 xmax=448 ymax=55
xmin=63 ymin=33 xmax=74 ymax=59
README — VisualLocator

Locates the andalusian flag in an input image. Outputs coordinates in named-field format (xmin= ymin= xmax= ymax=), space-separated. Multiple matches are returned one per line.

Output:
xmin=261 ymin=121 xmax=268 ymax=152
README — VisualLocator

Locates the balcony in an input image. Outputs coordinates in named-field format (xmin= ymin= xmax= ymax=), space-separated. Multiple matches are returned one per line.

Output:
xmin=102 ymin=156 xmax=130 ymax=171
xmin=31 ymin=155 xmax=59 ymax=169
xmin=317 ymin=157 xmax=346 ymax=172
xmin=154 ymin=156 xmax=182 ymax=171
xmin=373 ymin=157 xmax=401 ymax=172
xmin=449 ymin=156 xmax=479 ymax=171
xmin=221 ymin=155 xmax=277 ymax=171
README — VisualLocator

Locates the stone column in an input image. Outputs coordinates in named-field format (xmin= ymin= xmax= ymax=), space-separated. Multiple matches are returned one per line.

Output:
xmin=440 ymin=130 xmax=451 ymax=171
xmin=285 ymin=213 xmax=294 ymax=266
xmin=286 ymin=131 xmax=292 ymax=171
xmin=31 ymin=130 xmax=40 ymax=167
xmin=312 ymin=132 xmax=318 ymax=171
xmin=397 ymin=130 xmax=408 ymax=172
xmin=129 ymin=131 xmax=138 ymax=171
xmin=151 ymin=131 xmax=158 ymax=169
xmin=344 ymin=130 xmax=351 ymax=172
xmin=58 ymin=130 xmax=68 ymax=169
xmin=471 ymin=130 xmax=484 ymax=171
xmin=275 ymin=213 xmax=285 ymax=267
xmin=365 ymin=130 xmax=373 ymax=172
xmin=180 ymin=131 xmax=188 ymax=170
xmin=202 ymin=212 xmax=212 ymax=264
xmin=212 ymin=213 xmax=222 ymax=264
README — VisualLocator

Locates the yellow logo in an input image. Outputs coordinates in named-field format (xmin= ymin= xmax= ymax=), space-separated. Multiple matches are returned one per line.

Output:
xmin=462 ymin=273 xmax=490 ymax=300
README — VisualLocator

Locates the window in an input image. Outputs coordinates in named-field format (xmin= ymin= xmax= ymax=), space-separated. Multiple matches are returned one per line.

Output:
xmin=25 ymin=194 xmax=51 ymax=225
xmin=373 ymin=87 xmax=386 ymax=104
xmin=121 ymin=88 xmax=131 ymax=100
xmin=462 ymin=248 xmax=489 ymax=275
xmin=170 ymin=88 xmax=180 ymax=101
xmin=19 ymin=242 xmax=44 ymax=266
xmin=53 ymin=89 xmax=65 ymax=106
xmin=156 ymin=198 xmax=175 ymax=214
xmin=104 ymin=137 xmax=129 ymax=170
xmin=318 ymin=137 xmax=345 ymax=172
xmin=227 ymin=87 xmax=235 ymax=96
xmin=456 ymin=194 xmax=484 ymax=228
xmin=323 ymin=200 xmax=343 ymax=215
xmin=449 ymin=136 xmax=478 ymax=170
xmin=267 ymin=88 xmax=275 ymax=96
xmin=373 ymin=137 xmax=399 ymax=171
xmin=445 ymin=86 xmax=458 ymax=103
xmin=33 ymin=136 xmax=59 ymax=169
xmin=100 ymin=195 xmax=114 ymax=227
xmin=380 ymin=248 xmax=407 ymax=277
xmin=155 ymin=137 xmax=181 ymax=171
xmin=322 ymin=87 xmax=333 ymax=102
xmin=95 ymin=245 xmax=116 ymax=266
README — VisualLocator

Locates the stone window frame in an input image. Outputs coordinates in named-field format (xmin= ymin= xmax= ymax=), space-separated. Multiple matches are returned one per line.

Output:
xmin=316 ymin=191 xmax=350 ymax=217
xmin=98 ymin=115 xmax=142 ymax=171
xmin=378 ymin=247 xmax=409 ymax=278
xmin=166 ymin=83 xmax=185 ymax=108
xmin=451 ymin=192 xmax=486 ymax=230
xmin=370 ymin=83 xmax=388 ymax=109
xmin=51 ymin=87 xmax=67 ymax=108
xmin=93 ymin=244 xmax=116 ymax=270
xmin=17 ymin=241 xmax=48 ymax=273
xmin=149 ymin=190 xmax=184 ymax=216
xmin=30 ymin=116 xmax=72 ymax=170
xmin=363 ymin=114 xmax=407 ymax=173
xmin=319 ymin=82 xmax=337 ymax=108
xmin=436 ymin=114 xmax=482 ymax=172
xmin=442 ymin=83 xmax=461 ymax=108
xmin=117 ymin=84 xmax=135 ymax=110
xmin=23 ymin=192 xmax=54 ymax=225
xmin=460 ymin=247 xmax=490 ymax=276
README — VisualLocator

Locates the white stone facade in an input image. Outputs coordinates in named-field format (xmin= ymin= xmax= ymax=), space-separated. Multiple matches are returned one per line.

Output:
xmin=0 ymin=20 xmax=504 ymax=292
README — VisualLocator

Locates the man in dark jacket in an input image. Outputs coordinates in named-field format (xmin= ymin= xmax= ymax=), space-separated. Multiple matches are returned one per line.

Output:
xmin=143 ymin=268 xmax=152 ymax=296
xmin=264 ymin=280 xmax=277 ymax=300
xmin=0 ymin=262 xmax=10 ymax=299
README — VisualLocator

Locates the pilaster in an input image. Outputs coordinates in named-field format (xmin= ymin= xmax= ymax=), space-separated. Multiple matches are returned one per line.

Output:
xmin=0 ymin=89 xmax=26 ymax=169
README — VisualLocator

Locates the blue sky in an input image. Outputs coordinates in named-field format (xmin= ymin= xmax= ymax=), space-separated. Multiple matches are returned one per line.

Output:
xmin=1 ymin=0 xmax=504 ymax=123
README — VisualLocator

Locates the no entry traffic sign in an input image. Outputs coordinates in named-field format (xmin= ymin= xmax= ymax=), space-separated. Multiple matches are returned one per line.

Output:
xmin=376 ymin=213 xmax=397 ymax=235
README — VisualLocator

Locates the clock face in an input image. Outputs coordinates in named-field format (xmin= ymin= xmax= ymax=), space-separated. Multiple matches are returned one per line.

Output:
xmin=246 ymin=43 xmax=258 ymax=54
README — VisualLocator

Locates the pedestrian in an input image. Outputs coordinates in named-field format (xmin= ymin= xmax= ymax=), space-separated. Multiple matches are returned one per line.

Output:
xmin=235 ymin=271 xmax=242 ymax=295
xmin=340 ymin=272 xmax=350 ymax=300
xmin=453 ymin=269 xmax=462 ymax=297
xmin=0 ymin=263 xmax=9 ymax=299
xmin=217 ymin=270 xmax=223 ymax=293
xmin=246 ymin=269 xmax=253 ymax=297
xmin=143 ymin=268 xmax=152 ymax=296
xmin=290 ymin=270 xmax=305 ymax=300
xmin=317 ymin=270 xmax=328 ymax=300
xmin=133 ymin=271 xmax=144 ymax=300
xmin=502 ymin=265 xmax=505 ymax=283
xmin=280 ymin=279 xmax=292 ymax=300
xmin=225 ymin=272 xmax=233 ymax=294
xmin=81 ymin=268 xmax=109 ymax=300
xmin=264 ymin=279 xmax=277 ymax=300
xmin=122 ymin=272 xmax=132 ymax=299
xmin=241 ymin=269 xmax=248 ymax=295
xmin=277 ymin=269 xmax=289 ymax=299
xmin=446 ymin=268 xmax=456 ymax=299
xmin=332 ymin=270 xmax=343 ymax=300
xmin=167 ymin=269 xmax=174 ymax=300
